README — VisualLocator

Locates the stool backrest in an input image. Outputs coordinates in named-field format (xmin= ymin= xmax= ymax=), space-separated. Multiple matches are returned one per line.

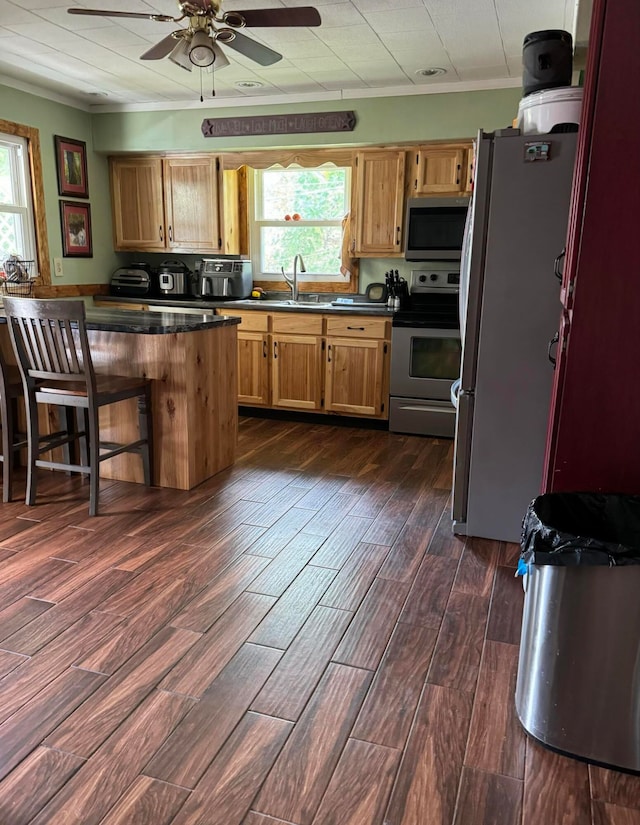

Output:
xmin=3 ymin=297 xmax=96 ymax=391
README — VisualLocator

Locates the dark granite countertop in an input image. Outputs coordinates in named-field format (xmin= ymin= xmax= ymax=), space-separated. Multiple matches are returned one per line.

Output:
xmin=0 ymin=306 xmax=240 ymax=335
xmin=98 ymin=294 xmax=395 ymax=318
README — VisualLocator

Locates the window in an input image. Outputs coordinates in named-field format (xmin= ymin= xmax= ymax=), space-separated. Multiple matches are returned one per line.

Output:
xmin=0 ymin=132 xmax=37 ymax=270
xmin=252 ymin=165 xmax=350 ymax=282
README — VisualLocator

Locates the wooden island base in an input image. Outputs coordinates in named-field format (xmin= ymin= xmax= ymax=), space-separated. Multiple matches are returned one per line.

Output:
xmin=90 ymin=324 xmax=238 ymax=490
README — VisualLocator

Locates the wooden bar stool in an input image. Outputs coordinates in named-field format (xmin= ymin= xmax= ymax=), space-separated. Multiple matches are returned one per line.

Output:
xmin=3 ymin=297 xmax=154 ymax=516
xmin=0 ymin=348 xmax=28 ymax=503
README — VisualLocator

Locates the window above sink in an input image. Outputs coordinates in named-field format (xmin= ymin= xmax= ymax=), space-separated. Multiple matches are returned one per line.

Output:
xmin=251 ymin=165 xmax=352 ymax=290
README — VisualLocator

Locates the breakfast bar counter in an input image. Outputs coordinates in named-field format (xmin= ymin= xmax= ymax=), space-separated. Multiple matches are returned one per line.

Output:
xmin=0 ymin=307 xmax=241 ymax=491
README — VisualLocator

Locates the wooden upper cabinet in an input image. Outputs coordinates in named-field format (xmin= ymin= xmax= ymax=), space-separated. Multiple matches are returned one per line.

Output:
xmin=353 ymin=150 xmax=406 ymax=257
xmin=110 ymin=154 xmax=244 ymax=254
xmin=464 ymin=144 xmax=475 ymax=194
xmin=163 ymin=156 xmax=221 ymax=252
xmin=110 ymin=157 xmax=165 ymax=250
xmin=414 ymin=145 xmax=470 ymax=195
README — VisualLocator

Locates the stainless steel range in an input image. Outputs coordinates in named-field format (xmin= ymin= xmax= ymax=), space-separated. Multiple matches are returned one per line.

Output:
xmin=389 ymin=267 xmax=461 ymax=437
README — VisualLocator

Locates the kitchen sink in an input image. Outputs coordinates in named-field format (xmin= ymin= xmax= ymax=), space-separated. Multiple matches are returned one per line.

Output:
xmin=232 ymin=299 xmax=334 ymax=308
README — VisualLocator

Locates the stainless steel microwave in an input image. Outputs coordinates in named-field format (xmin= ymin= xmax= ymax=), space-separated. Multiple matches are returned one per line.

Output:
xmin=404 ymin=195 xmax=470 ymax=261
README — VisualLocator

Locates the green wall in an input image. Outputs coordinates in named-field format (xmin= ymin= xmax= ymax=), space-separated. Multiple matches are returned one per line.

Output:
xmin=92 ymin=87 xmax=522 ymax=154
xmin=1 ymin=81 xmax=522 ymax=287
xmin=0 ymin=84 xmax=120 ymax=287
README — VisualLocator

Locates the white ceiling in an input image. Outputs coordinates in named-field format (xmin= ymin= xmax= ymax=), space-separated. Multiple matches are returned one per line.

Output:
xmin=0 ymin=0 xmax=583 ymax=111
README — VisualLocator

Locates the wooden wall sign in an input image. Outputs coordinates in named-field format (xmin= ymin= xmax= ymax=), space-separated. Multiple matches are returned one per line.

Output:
xmin=202 ymin=110 xmax=356 ymax=138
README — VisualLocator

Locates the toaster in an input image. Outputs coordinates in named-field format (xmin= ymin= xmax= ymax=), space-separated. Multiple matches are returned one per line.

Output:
xmin=193 ymin=259 xmax=252 ymax=299
xmin=109 ymin=264 xmax=152 ymax=297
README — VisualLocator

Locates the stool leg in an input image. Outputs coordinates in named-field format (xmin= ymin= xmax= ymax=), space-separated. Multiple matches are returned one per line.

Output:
xmin=138 ymin=385 xmax=153 ymax=487
xmin=60 ymin=406 xmax=76 ymax=475
xmin=77 ymin=408 xmax=89 ymax=469
xmin=24 ymin=390 xmax=39 ymax=507
xmin=1 ymin=394 xmax=12 ymax=503
xmin=88 ymin=404 xmax=100 ymax=516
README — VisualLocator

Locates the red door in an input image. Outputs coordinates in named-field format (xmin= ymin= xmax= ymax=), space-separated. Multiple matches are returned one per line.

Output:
xmin=543 ymin=0 xmax=640 ymax=493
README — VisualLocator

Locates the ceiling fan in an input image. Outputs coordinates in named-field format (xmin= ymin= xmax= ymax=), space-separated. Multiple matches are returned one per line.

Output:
xmin=67 ymin=1 xmax=322 ymax=72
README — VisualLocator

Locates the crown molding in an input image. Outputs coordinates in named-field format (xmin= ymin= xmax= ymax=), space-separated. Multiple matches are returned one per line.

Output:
xmin=88 ymin=77 xmax=522 ymax=114
xmin=0 ymin=75 xmax=91 ymax=112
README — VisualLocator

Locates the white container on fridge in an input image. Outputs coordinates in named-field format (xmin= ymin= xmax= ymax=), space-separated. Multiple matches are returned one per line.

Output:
xmin=517 ymin=86 xmax=584 ymax=134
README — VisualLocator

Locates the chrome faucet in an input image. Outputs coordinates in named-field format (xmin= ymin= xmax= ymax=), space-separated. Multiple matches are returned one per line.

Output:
xmin=281 ymin=254 xmax=306 ymax=301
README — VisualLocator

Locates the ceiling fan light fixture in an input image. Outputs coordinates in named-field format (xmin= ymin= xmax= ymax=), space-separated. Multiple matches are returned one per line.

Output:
xmin=168 ymin=37 xmax=193 ymax=71
xmin=189 ymin=29 xmax=215 ymax=67
xmin=210 ymin=42 xmax=230 ymax=70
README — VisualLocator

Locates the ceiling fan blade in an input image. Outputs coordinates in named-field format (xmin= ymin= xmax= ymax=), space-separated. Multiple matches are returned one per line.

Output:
xmin=68 ymin=9 xmax=176 ymax=22
xmin=224 ymin=30 xmax=282 ymax=66
xmin=233 ymin=7 xmax=321 ymax=27
xmin=141 ymin=34 xmax=180 ymax=61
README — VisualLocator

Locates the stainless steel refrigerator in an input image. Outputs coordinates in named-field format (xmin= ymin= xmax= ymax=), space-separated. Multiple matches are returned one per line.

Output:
xmin=451 ymin=129 xmax=577 ymax=543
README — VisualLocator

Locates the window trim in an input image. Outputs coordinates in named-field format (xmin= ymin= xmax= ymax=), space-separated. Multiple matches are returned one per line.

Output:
xmin=251 ymin=165 xmax=351 ymax=283
xmin=223 ymin=148 xmax=358 ymax=293
xmin=0 ymin=119 xmax=50 ymax=284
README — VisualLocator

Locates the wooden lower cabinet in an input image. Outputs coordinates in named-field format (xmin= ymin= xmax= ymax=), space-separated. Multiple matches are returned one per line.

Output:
xmin=237 ymin=331 xmax=269 ymax=406
xmin=324 ymin=315 xmax=390 ymax=418
xmin=271 ymin=333 xmax=323 ymax=410
xmin=325 ymin=337 xmax=387 ymax=416
xmin=220 ymin=309 xmax=390 ymax=419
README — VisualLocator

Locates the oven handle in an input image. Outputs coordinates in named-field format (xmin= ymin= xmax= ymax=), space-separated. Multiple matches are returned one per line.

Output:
xmin=395 ymin=402 xmax=455 ymax=414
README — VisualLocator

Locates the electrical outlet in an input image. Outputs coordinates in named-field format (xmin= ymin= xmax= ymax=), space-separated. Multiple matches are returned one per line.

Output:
xmin=53 ymin=257 xmax=63 ymax=277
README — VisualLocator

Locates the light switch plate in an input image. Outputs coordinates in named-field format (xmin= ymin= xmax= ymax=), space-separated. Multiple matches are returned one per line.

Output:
xmin=53 ymin=257 xmax=63 ymax=277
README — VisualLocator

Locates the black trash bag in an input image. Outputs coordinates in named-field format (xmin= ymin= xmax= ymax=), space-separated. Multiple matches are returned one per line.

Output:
xmin=520 ymin=492 xmax=640 ymax=567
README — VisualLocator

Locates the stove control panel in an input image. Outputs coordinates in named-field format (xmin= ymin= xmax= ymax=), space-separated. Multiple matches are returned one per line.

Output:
xmin=410 ymin=270 xmax=460 ymax=291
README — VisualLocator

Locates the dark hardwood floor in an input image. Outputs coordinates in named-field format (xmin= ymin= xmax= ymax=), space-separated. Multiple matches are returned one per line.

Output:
xmin=0 ymin=415 xmax=638 ymax=824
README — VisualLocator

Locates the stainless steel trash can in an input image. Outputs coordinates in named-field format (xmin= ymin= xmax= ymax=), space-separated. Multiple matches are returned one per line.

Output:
xmin=515 ymin=562 xmax=640 ymax=772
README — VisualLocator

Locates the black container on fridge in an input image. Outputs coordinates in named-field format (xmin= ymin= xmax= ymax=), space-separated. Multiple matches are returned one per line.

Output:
xmin=522 ymin=30 xmax=573 ymax=97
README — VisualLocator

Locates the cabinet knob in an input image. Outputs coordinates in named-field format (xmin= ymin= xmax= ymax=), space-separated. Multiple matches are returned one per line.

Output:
xmin=168 ymin=225 xmax=173 ymax=243
xmin=327 ymin=344 xmax=332 ymax=363
xmin=263 ymin=340 xmax=267 ymax=358
xmin=273 ymin=341 xmax=278 ymax=359
xmin=159 ymin=226 xmax=163 ymax=243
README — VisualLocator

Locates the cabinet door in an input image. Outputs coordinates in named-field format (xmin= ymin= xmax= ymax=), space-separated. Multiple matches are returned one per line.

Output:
xmin=353 ymin=150 xmax=405 ymax=256
xmin=464 ymin=148 xmax=474 ymax=194
xmin=271 ymin=333 xmax=323 ymax=410
xmin=238 ymin=331 xmax=270 ymax=406
xmin=325 ymin=337 xmax=386 ymax=417
xmin=414 ymin=147 xmax=467 ymax=195
xmin=110 ymin=157 xmax=165 ymax=250
xmin=222 ymin=167 xmax=247 ymax=256
xmin=164 ymin=156 xmax=222 ymax=251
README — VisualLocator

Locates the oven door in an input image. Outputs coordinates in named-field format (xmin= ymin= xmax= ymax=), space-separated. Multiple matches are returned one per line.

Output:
xmin=390 ymin=325 xmax=461 ymax=401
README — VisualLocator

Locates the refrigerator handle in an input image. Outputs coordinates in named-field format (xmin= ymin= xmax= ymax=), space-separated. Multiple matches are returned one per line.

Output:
xmin=548 ymin=331 xmax=559 ymax=368
xmin=451 ymin=378 xmax=461 ymax=408
xmin=554 ymin=248 xmax=565 ymax=281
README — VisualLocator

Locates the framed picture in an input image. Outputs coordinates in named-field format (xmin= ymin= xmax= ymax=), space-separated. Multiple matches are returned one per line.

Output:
xmin=60 ymin=200 xmax=92 ymax=257
xmin=54 ymin=135 xmax=89 ymax=198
